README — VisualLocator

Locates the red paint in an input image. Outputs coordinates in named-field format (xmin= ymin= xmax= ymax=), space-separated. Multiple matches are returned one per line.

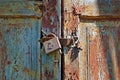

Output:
xmin=7 ymin=61 xmax=11 ymax=65
xmin=90 ymin=38 xmax=99 ymax=80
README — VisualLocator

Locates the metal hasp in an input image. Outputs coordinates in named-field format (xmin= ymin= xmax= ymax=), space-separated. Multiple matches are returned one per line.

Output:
xmin=0 ymin=1 xmax=42 ymax=80
xmin=63 ymin=0 xmax=82 ymax=80
xmin=40 ymin=33 xmax=79 ymax=48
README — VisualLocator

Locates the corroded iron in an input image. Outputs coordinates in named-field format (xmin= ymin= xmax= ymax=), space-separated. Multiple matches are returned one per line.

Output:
xmin=42 ymin=0 xmax=61 ymax=36
xmin=64 ymin=0 xmax=120 ymax=80
xmin=41 ymin=0 xmax=61 ymax=80
xmin=0 ymin=1 xmax=42 ymax=80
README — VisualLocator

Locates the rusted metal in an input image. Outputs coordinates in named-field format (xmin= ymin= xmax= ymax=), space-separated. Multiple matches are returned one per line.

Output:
xmin=0 ymin=19 xmax=41 ymax=80
xmin=61 ymin=0 xmax=65 ymax=79
xmin=41 ymin=0 xmax=61 ymax=80
xmin=0 ymin=15 xmax=42 ymax=19
xmin=78 ymin=21 xmax=120 ymax=80
xmin=73 ymin=0 xmax=120 ymax=16
xmin=1 ymin=0 xmax=120 ymax=80
xmin=40 ymin=37 xmax=74 ymax=47
xmin=42 ymin=0 xmax=61 ymax=36
xmin=0 ymin=1 xmax=42 ymax=80
xmin=64 ymin=0 xmax=80 ymax=80
xmin=64 ymin=0 xmax=120 ymax=80
xmin=79 ymin=15 xmax=120 ymax=20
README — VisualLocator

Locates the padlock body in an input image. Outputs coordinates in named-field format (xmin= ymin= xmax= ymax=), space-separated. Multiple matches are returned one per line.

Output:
xmin=43 ymin=37 xmax=61 ymax=54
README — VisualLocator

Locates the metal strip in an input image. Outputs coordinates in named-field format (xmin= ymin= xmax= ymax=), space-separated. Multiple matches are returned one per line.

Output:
xmin=79 ymin=15 xmax=120 ymax=20
xmin=74 ymin=12 xmax=120 ymax=21
xmin=61 ymin=0 xmax=65 ymax=79
xmin=0 ymin=15 xmax=42 ymax=19
xmin=86 ymin=27 xmax=90 ymax=80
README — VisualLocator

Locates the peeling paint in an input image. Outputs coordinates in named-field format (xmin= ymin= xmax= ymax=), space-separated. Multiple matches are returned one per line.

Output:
xmin=42 ymin=0 xmax=61 ymax=36
xmin=41 ymin=0 xmax=61 ymax=80
xmin=64 ymin=0 xmax=120 ymax=80
xmin=0 ymin=1 xmax=41 ymax=80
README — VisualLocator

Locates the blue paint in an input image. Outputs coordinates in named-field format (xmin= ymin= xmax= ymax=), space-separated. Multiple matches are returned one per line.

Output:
xmin=0 ymin=19 xmax=41 ymax=80
xmin=0 ymin=0 xmax=61 ymax=80
xmin=56 ymin=0 xmax=61 ymax=37
xmin=0 ymin=1 xmax=42 ymax=80
xmin=41 ymin=0 xmax=61 ymax=80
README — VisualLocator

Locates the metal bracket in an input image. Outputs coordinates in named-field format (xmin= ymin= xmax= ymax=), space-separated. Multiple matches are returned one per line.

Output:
xmin=39 ymin=37 xmax=74 ymax=47
xmin=39 ymin=30 xmax=79 ymax=47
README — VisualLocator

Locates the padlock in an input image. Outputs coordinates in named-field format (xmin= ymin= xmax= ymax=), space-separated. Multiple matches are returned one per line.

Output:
xmin=43 ymin=33 xmax=61 ymax=54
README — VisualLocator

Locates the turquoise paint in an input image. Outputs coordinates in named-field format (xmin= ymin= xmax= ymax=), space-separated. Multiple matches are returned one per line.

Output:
xmin=0 ymin=0 xmax=61 ymax=80
xmin=0 ymin=19 xmax=41 ymax=80
xmin=56 ymin=0 xmax=61 ymax=38
xmin=0 ymin=1 xmax=41 ymax=17
xmin=41 ymin=0 xmax=61 ymax=80
xmin=0 ymin=1 xmax=42 ymax=80
xmin=41 ymin=48 xmax=61 ymax=80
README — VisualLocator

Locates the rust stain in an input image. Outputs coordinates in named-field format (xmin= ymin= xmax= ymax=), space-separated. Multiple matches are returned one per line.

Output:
xmin=64 ymin=48 xmax=79 ymax=80
xmin=44 ymin=70 xmax=54 ymax=78
xmin=90 ymin=38 xmax=99 ymax=80
xmin=0 ymin=1 xmax=42 ymax=80
xmin=23 ymin=67 xmax=38 ymax=78
xmin=0 ymin=32 xmax=2 ymax=40
xmin=42 ymin=0 xmax=59 ymax=34
xmin=65 ymin=70 xmax=79 ymax=80
xmin=116 ymin=27 xmax=120 ymax=79
xmin=117 ymin=27 xmax=120 ymax=42
xmin=64 ymin=0 xmax=80 ymax=80
xmin=64 ymin=12 xmax=78 ymax=31
xmin=65 ymin=64 xmax=79 ymax=80
xmin=86 ymin=25 xmax=120 ymax=80
xmin=99 ymin=35 xmax=110 ymax=80
xmin=0 ymin=46 xmax=7 ymax=80
xmin=1 ymin=47 xmax=7 ymax=53
xmin=7 ymin=60 xmax=11 ymax=65
xmin=64 ymin=0 xmax=120 ymax=80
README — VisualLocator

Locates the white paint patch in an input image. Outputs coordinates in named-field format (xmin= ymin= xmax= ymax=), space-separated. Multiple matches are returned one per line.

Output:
xmin=84 ymin=0 xmax=96 ymax=4
xmin=92 ymin=30 xmax=98 ymax=38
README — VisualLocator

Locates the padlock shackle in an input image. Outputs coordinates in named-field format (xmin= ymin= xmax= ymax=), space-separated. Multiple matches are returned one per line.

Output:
xmin=40 ymin=33 xmax=58 ymax=43
xmin=46 ymin=33 xmax=58 ymax=38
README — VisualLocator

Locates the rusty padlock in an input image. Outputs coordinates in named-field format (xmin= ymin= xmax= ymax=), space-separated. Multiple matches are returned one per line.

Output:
xmin=43 ymin=33 xmax=61 ymax=54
